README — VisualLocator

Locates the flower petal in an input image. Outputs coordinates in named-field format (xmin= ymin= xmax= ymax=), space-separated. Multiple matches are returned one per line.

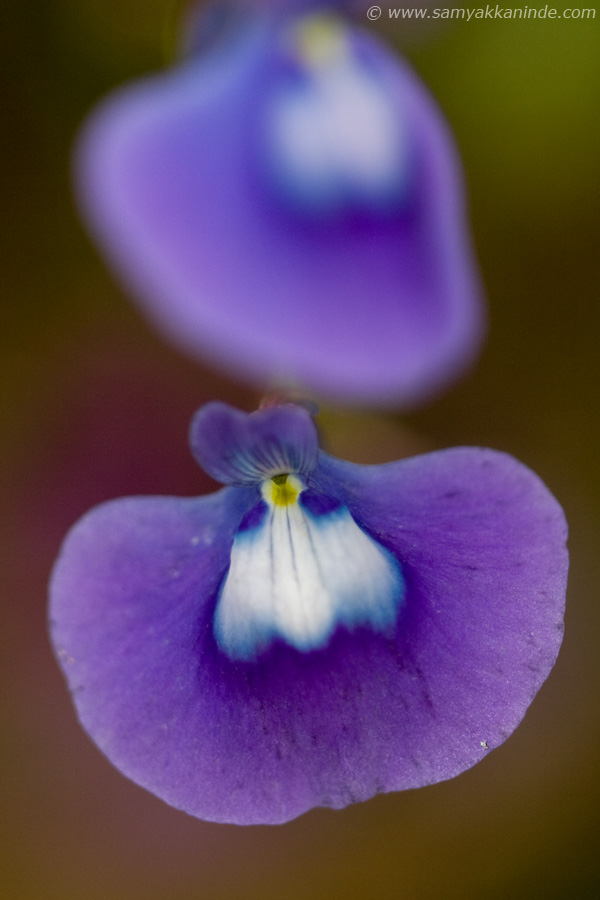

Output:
xmin=311 ymin=448 xmax=568 ymax=775
xmin=49 ymin=444 xmax=567 ymax=825
xmin=76 ymin=14 xmax=484 ymax=406
xmin=189 ymin=401 xmax=319 ymax=484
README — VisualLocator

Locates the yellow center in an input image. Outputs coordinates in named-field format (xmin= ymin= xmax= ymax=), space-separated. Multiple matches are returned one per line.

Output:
xmin=293 ymin=15 xmax=348 ymax=69
xmin=263 ymin=474 xmax=303 ymax=507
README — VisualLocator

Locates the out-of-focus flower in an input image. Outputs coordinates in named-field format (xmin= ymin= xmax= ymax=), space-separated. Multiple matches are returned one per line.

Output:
xmin=77 ymin=11 xmax=484 ymax=406
xmin=50 ymin=401 xmax=567 ymax=825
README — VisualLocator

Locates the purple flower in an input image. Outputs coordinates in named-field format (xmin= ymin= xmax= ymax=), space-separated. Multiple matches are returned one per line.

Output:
xmin=50 ymin=402 xmax=567 ymax=825
xmin=76 ymin=11 xmax=484 ymax=406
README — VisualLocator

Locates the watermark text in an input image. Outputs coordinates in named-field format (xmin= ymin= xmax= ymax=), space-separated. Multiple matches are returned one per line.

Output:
xmin=366 ymin=5 xmax=595 ymax=20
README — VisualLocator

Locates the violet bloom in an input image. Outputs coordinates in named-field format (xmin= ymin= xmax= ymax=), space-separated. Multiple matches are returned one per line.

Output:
xmin=50 ymin=402 xmax=567 ymax=825
xmin=77 ymin=12 xmax=483 ymax=406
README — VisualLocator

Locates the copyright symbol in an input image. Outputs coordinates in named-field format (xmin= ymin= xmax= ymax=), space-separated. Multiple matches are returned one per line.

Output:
xmin=367 ymin=5 xmax=382 ymax=19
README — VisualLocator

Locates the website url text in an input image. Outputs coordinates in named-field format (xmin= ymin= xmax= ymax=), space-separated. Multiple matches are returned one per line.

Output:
xmin=366 ymin=5 xmax=596 ymax=19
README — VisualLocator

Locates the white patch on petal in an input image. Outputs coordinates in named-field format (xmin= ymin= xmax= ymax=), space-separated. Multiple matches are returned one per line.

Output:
xmin=214 ymin=476 xmax=405 ymax=660
xmin=263 ymin=17 xmax=409 ymax=214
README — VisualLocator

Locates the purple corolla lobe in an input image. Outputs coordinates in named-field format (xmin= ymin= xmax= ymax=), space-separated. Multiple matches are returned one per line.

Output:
xmin=76 ymin=11 xmax=484 ymax=406
xmin=50 ymin=402 xmax=568 ymax=824
xmin=189 ymin=401 xmax=319 ymax=484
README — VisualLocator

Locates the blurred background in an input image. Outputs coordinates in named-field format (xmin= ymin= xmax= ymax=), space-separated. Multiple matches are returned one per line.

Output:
xmin=2 ymin=2 xmax=599 ymax=898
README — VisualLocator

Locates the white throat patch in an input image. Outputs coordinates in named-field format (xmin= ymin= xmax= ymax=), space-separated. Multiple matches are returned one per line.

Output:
xmin=214 ymin=474 xmax=405 ymax=660
xmin=261 ymin=16 xmax=409 ymax=215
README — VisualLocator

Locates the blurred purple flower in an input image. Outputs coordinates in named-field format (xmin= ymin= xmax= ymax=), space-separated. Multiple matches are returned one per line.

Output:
xmin=50 ymin=402 xmax=567 ymax=825
xmin=76 ymin=11 xmax=484 ymax=406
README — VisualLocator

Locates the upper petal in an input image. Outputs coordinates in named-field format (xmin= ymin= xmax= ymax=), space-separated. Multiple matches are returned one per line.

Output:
xmin=76 ymin=13 xmax=484 ymax=406
xmin=189 ymin=401 xmax=319 ymax=484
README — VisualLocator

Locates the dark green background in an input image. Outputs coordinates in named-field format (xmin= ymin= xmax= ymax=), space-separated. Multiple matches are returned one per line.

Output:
xmin=2 ymin=2 xmax=599 ymax=898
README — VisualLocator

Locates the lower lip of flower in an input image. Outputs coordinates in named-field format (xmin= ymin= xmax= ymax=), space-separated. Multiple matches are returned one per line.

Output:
xmin=214 ymin=473 xmax=406 ymax=660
